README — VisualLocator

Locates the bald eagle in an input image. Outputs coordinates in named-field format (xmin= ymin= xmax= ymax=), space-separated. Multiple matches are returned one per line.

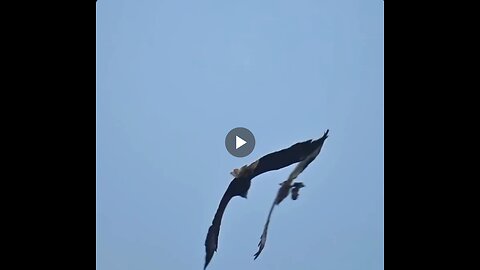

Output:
xmin=253 ymin=129 xmax=329 ymax=260
xmin=204 ymin=130 xmax=329 ymax=269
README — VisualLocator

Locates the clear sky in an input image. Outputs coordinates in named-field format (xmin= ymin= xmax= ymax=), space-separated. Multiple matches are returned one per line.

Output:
xmin=96 ymin=1 xmax=384 ymax=269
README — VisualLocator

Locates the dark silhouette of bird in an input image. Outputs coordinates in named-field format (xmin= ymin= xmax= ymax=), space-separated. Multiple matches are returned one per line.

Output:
xmin=253 ymin=129 xmax=329 ymax=260
xmin=204 ymin=130 xmax=330 ymax=269
xmin=290 ymin=182 xmax=305 ymax=200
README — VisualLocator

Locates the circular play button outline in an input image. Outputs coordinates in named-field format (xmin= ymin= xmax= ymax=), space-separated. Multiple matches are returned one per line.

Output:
xmin=225 ymin=127 xmax=255 ymax=158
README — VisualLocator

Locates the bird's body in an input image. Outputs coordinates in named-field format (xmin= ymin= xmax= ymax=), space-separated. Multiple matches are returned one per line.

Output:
xmin=204 ymin=131 xmax=330 ymax=269
xmin=290 ymin=182 xmax=305 ymax=200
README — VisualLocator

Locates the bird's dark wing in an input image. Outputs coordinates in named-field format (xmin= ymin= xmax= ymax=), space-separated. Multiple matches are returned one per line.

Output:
xmin=254 ymin=197 xmax=277 ymax=260
xmin=204 ymin=178 xmax=246 ymax=269
xmin=250 ymin=129 xmax=329 ymax=179
xmin=286 ymin=129 xmax=329 ymax=181
xmin=253 ymin=180 xmax=293 ymax=260
xmin=253 ymin=131 xmax=329 ymax=259
xmin=287 ymin=136 xmax=325 ymax=181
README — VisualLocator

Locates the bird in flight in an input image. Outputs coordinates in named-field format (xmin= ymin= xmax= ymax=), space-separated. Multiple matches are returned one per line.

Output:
xmin=254 ymin=129 xmax=329 ymax=260
xmin=204 ymin=130 xmax=330 ymax=269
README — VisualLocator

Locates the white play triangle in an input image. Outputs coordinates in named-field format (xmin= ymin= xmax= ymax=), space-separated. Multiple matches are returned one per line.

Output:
xmin=235 ymin=136 xmax=247 ymax=149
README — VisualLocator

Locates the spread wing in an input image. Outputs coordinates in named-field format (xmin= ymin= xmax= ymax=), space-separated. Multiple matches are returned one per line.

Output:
xmin=286 ymin=135 xmax=326 ymax=182
xmin=253 ymin=197 xmax=276 ymax=260
xmin=204 ymin=178 xmax=245 ymax=270
xmin=252 ymin=180 xmax=296 ymax=260
xmin=249 ymin=129 xmax=329 ymax=179
xmin=253 ymin=130 xmax=329 ymax=259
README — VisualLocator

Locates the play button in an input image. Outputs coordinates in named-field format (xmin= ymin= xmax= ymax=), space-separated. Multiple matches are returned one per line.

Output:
xmin=225 ymin=127 xmax=255 ymax=157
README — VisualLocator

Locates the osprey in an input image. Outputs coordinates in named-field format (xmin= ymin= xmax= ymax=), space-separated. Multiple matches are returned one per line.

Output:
xmin=254 ymin=130 xmax=329 ymax=260
xmin=204 ymin=130 xmax=329 ymax=269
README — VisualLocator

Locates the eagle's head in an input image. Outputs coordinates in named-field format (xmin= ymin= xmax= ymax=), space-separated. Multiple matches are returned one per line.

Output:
xmin=230 ymin=168 xmax=241 ymax=178
xmin=230 ymin=165 xmax=248 ymax=178
xmin=230 ymin=161 xmax=259 ymax=178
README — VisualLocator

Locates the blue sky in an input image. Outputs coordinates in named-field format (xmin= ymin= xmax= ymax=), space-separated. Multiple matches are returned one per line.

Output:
xmin=96 ymin=1 xmax=383 ymax=269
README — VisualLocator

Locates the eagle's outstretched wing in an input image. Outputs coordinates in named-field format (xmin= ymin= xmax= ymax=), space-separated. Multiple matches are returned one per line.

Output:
xmin=249 ymin=131 xmax=329 ymax=179
xmin=254 ymin=199 xmax=276 ymax=260
xmin=204 ymin=178 xmax=248 ymax=269
xmin=253 ymin=130 xmax=329 ymax=259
